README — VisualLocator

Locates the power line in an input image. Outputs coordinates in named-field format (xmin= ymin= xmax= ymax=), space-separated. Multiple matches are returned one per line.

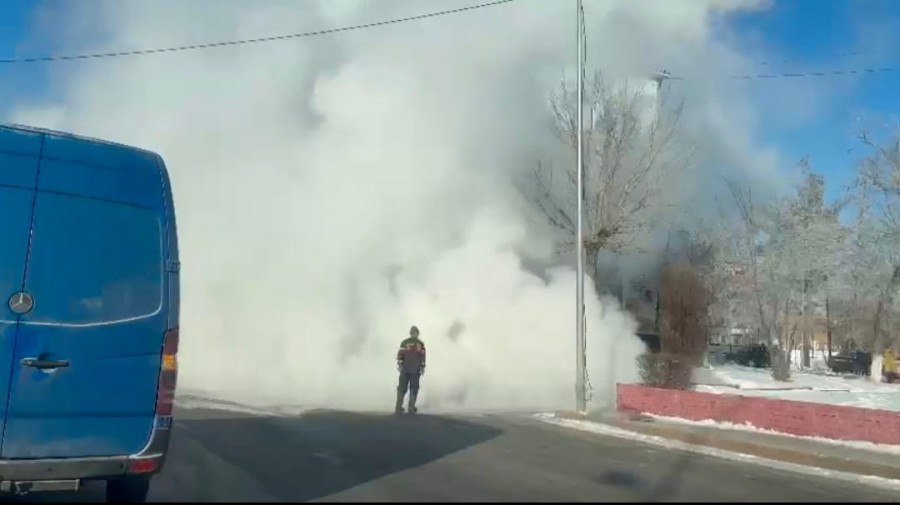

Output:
xmin=664 ymin=64 xmax=900 ymax=82
xmin=0 ymin=0 xmax=515 ymax=64
xmin=753 ymin=49 xmax=884 ymax=68
xmin=730 ymin=66 xmax=899 ymax=80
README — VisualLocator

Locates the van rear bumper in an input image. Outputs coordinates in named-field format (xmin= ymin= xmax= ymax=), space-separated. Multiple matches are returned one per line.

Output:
xmin=0 ymin=416 xmax=172 ymax=484
xmin=0 ymin=456 xmax=129 ymax=482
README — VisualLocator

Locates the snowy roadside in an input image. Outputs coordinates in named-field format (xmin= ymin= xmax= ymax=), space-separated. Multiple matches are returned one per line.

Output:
xmin=693 ymin=364 xmax=900 ymax=411
xmin=536 ymin=413 xmax=900 ymax=492
xmin=644 ymin=413 xmax=900 ymax=455
xmin=176 ymin=390 xmax=309 ymax=417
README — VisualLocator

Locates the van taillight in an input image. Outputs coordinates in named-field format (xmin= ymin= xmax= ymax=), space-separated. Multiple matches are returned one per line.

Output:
xmin=156 ymin=328 xmax=179 ymax=416
xmin=128 ymin=458 xmax=160 ymax=475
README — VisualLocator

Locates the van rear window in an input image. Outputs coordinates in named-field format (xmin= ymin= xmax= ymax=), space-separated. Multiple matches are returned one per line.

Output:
xmin=24 ymin=192 xmax=163 ymax=325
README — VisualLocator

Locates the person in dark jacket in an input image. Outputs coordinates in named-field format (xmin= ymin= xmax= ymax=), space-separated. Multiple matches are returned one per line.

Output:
xmin=395 ymin=325 xmax=426 ymax=414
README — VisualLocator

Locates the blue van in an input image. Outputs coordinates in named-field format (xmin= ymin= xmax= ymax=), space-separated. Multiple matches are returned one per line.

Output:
xmin=0 ymin=124 xmax=179 ymax=502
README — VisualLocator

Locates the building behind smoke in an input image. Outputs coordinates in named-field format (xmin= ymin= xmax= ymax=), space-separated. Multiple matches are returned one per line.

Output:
xmin=596 ymin=252 xmax=659 ymax=336
xmin=596 ymin=230 xmax=715 ymax=353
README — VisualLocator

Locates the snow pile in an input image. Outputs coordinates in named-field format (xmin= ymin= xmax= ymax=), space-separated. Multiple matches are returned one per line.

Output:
xmin=176 ymin=393 xmax=304 ymax=417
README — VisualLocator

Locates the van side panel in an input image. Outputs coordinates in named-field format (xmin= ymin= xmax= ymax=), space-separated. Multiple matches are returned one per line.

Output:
xmin=0 ymin=134 xmax=168 ymax=459
xmin=0 ymin=128 xmax=43 ymax=454
xmin=157 ymin=157 xmax=180 ymax=330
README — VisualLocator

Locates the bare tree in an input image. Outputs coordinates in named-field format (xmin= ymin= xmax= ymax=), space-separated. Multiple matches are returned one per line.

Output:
xmin=531 ymin=70 xmax=693 ymax=290
xmin=660 ymin=264 xmax=710 ymax=358
xmin=638 ymin=263 xmax=710 ymax=389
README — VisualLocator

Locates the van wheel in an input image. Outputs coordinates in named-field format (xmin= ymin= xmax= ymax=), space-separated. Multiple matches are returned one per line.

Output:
xmin=106 ymin=476 xmax=151 ymax=503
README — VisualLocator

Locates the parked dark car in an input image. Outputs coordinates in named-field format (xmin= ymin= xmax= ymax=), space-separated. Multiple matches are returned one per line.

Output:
xmin=725 ymin=344 xmax=770 ymax=368
xmin=828 ymin=351 xmax=854 ymax=374
xmin=828 ymin=350 xmax=871 ymax=376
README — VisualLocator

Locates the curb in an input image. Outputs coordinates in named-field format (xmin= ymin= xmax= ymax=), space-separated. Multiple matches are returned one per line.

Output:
xmin=539 ymin=415 xmax=900 ymax=492
xmin=611 ymin=416 xmax=900 ymax=481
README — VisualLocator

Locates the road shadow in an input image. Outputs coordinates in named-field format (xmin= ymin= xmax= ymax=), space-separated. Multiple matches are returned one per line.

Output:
xmin=168 ymin=409 xmax=504 ymax=502
xmin=1 ymin=409 xmax=503 ymax=503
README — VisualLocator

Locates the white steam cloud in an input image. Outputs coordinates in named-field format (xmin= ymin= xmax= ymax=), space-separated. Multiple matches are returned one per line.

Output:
xmin=8 ymin=0 xmax=778 ymax=411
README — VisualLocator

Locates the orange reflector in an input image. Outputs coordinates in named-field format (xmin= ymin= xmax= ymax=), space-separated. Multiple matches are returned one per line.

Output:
xmin=162 ymin=354 xmax=177 ymax=371
xmin=128 ymin=458 xmax=159 ymax=474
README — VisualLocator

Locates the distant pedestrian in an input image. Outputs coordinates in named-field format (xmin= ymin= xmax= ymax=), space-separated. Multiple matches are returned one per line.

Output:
xmin=851 ymin=350 xmax=869 ymax=376
xmin=395 ymin=325 xmax=426 ymax=414
xmin=884 ymin=349 xmax=898 ymax=383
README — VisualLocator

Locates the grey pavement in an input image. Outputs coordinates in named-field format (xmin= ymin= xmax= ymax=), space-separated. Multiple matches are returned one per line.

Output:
xmin=595 ymin=410 xmax=900 ymax=480
xmin=7 ymin=406 xmax=900 ymax=502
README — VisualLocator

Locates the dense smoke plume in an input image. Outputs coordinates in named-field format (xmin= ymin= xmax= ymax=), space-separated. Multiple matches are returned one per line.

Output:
xmin=6 ymin=0 xmax=784 ymax=411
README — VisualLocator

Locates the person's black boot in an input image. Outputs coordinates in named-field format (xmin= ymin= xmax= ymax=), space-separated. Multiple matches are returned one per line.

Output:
xmin=408 ymin=393 xmax=418 ymax=414
xmin=395 ymin=391 xmax=405 ymax=414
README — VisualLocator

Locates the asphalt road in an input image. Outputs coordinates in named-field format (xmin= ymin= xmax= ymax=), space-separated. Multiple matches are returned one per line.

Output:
xmin=9 ymin=405 xmax=899 ymax=502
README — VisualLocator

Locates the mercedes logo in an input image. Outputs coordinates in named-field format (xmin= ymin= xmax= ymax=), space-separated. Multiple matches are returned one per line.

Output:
xmin=8 ymin=292 xmax=34 ymax=315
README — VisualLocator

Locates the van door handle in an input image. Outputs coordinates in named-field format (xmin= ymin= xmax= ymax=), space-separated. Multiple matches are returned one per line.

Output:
xmin=21 ymin=358 xmax=70 ymax=369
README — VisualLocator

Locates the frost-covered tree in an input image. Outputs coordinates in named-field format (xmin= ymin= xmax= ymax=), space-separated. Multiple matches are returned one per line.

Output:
xmin=839 ymin=127 xmax=900 ymax=374
xmin=778 ymin=159 xmax=848 ymax=367
xmin=718 ymin=160 xmax=846 ymax=380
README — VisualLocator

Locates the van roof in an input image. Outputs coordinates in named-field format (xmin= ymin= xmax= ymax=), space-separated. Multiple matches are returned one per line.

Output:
xmin=1 ymin=123 xmax=169 ymax=209
xmin=0 ymin=123 xmax=160 ymax=159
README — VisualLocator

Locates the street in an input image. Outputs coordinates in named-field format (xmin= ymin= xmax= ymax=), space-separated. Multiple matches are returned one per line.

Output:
xmin=11 ymin=404 xmax=897 ymax=503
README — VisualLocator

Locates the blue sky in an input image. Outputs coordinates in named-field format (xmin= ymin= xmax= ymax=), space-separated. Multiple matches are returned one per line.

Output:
xmin=0 ymin=0 xmax=48 ymax=105
xmin=2 ymin=0 xmax=899 ymax=205
xmin=722 ymin=0 xmax=900 ymax=202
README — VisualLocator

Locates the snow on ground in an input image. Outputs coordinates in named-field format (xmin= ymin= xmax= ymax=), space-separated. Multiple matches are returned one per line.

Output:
xmin=175 ymin=389 xmax=502 ymax=416
xmin=788 ymin=349 xmax=830 ymax=372
xmin=693 ymin=364 xmax=900 ymax=412
xmin=176 ymin=394 xmax=284 ymax=416
xmin=535 ymin=414 xmax=900 ymax=492
xmin=176 ymin=389 xmax=309 ymax=417
xmin=645 ymin=413 xmax=900 ymax=455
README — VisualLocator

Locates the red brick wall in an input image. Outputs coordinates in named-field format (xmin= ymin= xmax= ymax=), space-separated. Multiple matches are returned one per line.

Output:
xmin=617 ymin=383 xmax=900 ymax=445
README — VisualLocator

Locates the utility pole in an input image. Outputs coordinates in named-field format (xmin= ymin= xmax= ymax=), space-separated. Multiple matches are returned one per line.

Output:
xmin=826 ymin=296 xmax=833 ymax=361
xmin=799 ymin=274 xmax=806 ymax=369
xmin=652 ymin=69 xmax=670 ymax=127
xmin=575 ymin=0 xmax=587 ymax=414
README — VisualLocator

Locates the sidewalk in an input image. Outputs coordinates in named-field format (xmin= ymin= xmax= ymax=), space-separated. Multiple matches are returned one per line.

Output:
xmin=555 ymin=410 xmax=900 ymax=481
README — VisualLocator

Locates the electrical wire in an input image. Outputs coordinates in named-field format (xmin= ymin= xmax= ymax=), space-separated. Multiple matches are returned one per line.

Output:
xmin=727 ymin=66 xmax=900 ymax=80
xmin=663 ymin=64 xmax=900 ymax=82
xmin=753 ymin=49 xmax=885 ymax=68
xmin=0 ymin=0 xmax=516 ymax=64
xmin=8 ymin=0 xmax=894 ymax=88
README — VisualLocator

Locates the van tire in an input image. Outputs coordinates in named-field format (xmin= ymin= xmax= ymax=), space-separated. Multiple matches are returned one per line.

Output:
xmin=106 ymin=476 xmax=151 ymax=503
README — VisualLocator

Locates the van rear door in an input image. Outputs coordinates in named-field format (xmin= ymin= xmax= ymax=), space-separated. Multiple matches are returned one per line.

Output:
xmin=0 ymin=133 xmax=169 ymax=459
xmin=0 ymin=128 xmax=43 ymax=453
